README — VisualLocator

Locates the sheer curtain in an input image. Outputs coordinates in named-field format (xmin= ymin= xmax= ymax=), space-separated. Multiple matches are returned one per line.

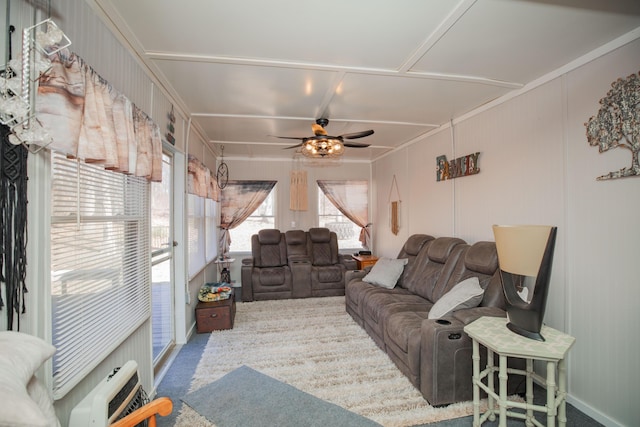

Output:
xmin=317 ymin=180 xmax=371 ymax=249
xmin=219 ymin=180 xmax=277 ymax=255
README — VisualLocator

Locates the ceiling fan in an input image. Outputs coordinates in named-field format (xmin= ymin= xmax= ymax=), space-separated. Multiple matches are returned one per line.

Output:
xmin=274 ymin=118 xmax=374 ymax=158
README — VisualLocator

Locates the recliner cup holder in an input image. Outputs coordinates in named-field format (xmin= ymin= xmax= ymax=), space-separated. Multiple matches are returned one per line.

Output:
xmin=436 ymin=319 xmax=451 ymax=325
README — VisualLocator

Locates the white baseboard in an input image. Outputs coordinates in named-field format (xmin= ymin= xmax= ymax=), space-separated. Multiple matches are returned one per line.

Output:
xmin=566 ymin=394 xmax=624 ymax=427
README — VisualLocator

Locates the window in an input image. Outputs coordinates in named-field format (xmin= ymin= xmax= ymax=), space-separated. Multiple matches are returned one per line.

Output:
xmin=317 ymin=180 xmax=369 ymax=249
xmin=228 ymin=189 xmax=276 ymax=252
xmin=50 ymin=152 xmax=150 ymax=399
xmin=187 ymin=195 xmax=218 ymax=278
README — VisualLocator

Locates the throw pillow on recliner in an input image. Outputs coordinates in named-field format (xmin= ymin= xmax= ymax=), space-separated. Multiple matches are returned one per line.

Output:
xmin=362 ymin=257 xmax=408 ymax=289
xmin=428 ymin=276 xmax=484 ymax=319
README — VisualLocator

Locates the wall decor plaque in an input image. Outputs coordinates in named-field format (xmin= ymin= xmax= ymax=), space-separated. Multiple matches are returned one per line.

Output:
xmin=436 ymin=152 xmax=480 ymax=181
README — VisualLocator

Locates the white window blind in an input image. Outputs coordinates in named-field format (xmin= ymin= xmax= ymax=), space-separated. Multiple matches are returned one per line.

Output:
xmin=205 ymin=198 xmax=218 ymax=262
xmin=188 ymin=194 xmax=205 ymax=278
xmin=50 ymin=152 xmax=150 ymax=399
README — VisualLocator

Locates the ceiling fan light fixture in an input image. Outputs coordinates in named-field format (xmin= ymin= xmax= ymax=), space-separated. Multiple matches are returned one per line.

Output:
xmin=280 ymin=118 xmax=373 ymax=158
xmin=301 ymin=137 xmax=344 ymax=158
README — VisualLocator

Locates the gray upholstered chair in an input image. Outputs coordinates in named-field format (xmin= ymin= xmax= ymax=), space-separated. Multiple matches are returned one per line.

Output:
xmin=307 ymin=227 xmax=348 ymax=297
xmin=241 ymin=229 xmax=292 ymax=301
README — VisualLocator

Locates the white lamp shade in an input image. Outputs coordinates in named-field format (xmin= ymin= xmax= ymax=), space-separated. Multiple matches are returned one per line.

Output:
xmin=492 ymin=225 xmax=554 ymax=276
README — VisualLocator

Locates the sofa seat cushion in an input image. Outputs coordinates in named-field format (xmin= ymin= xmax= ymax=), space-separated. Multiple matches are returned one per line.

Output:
xmin=345 ymin=280 xmax=390 ymax=323
xmin=255 ymin=267 xmax=289 ymax=286
xmin=362 ymin=288 xmax=418 ymax=324
xmin=363 ymin=296 xmax=432 ymax=348
xmin=315 ymin=265 xmax=344 ymax=283
xmin=384 ymin=310 xmax=431 ymax=387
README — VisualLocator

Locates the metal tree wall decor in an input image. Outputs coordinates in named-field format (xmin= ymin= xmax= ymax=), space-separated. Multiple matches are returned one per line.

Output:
xmin=585 ymin=71 xmax=640 ymax=180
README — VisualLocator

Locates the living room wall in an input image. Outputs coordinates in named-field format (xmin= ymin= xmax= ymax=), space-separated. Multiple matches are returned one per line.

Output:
xmin=371 ymin=38 xmax=640 ymax=427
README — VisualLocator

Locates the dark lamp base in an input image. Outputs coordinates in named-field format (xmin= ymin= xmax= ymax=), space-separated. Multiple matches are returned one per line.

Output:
xmin=507 ymin=322 xmax=545 ymax=342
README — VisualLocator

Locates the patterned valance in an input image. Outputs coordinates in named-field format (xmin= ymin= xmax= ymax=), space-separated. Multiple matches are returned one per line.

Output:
xmin=36 ymin=49 xmax=162 ymax=181
xmin=187 ymin=154 xmax=219 ymax=200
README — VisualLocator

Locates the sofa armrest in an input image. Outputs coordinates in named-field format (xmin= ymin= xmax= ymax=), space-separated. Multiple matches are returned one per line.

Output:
xmin=241 ymin=258 xmax=254 ymax=302
xmin=345 ymin=269 xmax=367 ymax=285
xmin=451 ymin=306 xmax=506 ymax=326
xmin=420 ymin=308 xmax=514 ymax=406
xmin=290 ymin=259 xmax=312 ymax=298
xmin=339 ymin=254 xmax=357 ymax=270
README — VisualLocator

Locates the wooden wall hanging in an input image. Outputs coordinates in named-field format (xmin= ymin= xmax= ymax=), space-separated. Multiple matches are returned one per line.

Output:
xmin=388 ymin=175 xmax=401 ymax=235
xmin=289 ymin=170 xmax=308 ymax=211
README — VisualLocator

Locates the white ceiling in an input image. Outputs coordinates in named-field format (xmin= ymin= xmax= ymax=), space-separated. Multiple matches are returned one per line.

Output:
xmin=95 ymin=0 xmax=640 ymax=161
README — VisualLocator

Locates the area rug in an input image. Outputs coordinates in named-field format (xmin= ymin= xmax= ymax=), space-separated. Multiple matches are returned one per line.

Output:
xmin=175 ymin=296 xmax=493 ymax=427
xmin=182 ymin=365 xmax=381 ymax=427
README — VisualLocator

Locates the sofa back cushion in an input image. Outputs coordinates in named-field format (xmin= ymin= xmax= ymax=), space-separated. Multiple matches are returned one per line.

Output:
xmin=307 ymin=227 xmax=339 ymax=266
xmin=432 ymin=241 xmax=502 ymax=306
xmin=402 ymin=237 xmax=465 ymax=301
xmin=480 ymin=272 xmax=506 ymax=309
xmin=396 ymin=234 xmax=434 ymax=288
xmin=252 ymin=229 xmax=287 ymax=267
xmin=428 ymin=244 xmax=470 ymax=302
xmin=285 ymin=230 xmax=308 ymax=262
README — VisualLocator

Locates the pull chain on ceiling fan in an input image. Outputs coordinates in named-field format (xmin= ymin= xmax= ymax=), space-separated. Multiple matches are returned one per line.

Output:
xmin=273 ymin=118 xmax=374 ymax=158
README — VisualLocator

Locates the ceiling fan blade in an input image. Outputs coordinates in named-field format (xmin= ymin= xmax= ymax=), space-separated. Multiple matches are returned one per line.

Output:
xmin=283 ymin=142 xmax=304 ymax=149
xmin=341 ymin=129 xmax=374 ymax=139
xmin=344 ymin=141 xmax=371 ymax=148
xmin=270 ymin=135 xmax=306 ymax=141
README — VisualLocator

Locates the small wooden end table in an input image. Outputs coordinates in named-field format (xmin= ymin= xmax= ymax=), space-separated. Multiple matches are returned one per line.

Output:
xmin=352 ymin=254 xmax=379 ymax=270
xmin=464 ymin=316 xmax=575 ymax=427
xmin=195 ymin=290 xmax=236 ymax=333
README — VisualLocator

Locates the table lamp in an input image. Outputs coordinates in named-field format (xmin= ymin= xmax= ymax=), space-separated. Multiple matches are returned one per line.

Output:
xmin=492 ymin=225 xmax=557 ymax=341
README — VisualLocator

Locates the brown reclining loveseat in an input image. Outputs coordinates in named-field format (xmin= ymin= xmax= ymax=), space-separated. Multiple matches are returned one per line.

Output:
xmin=241 ymin=228 xmax=356 ymax=302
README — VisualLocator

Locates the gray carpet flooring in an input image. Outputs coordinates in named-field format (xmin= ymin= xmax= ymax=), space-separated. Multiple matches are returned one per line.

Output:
xmin=182 ymin=365 xmax=381 ymax=427
xmin=155 ymin=331 xmax=603 ymax=427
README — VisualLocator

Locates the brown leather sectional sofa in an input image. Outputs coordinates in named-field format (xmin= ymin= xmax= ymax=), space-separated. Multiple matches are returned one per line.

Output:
xmin=241 ymin=228 xmax=357 ymax=302
xmin=345 ymin=234 xmax=525 ymax=406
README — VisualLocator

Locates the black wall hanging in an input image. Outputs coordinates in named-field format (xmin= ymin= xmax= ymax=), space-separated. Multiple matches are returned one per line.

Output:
xmin=0 ymin=124 xmax=29 ymax=330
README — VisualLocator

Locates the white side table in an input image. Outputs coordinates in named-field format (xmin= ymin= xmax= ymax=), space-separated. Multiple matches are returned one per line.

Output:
xmin=214 ymin=258 xmax=235 ymax=284
xmin=464 ymin=316 xmax=575 ymax=427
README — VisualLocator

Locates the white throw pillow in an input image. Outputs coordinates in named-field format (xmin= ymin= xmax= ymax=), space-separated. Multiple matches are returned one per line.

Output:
xmin=27 ymin=376 xmax=61 ymax=427
xmin=0 ymin=331 xmax=57 ymax=427
xmin=428 ymin=277 xmax=484 ymax=319
xmin=362 ymin=257 xmax=408 ymax=289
